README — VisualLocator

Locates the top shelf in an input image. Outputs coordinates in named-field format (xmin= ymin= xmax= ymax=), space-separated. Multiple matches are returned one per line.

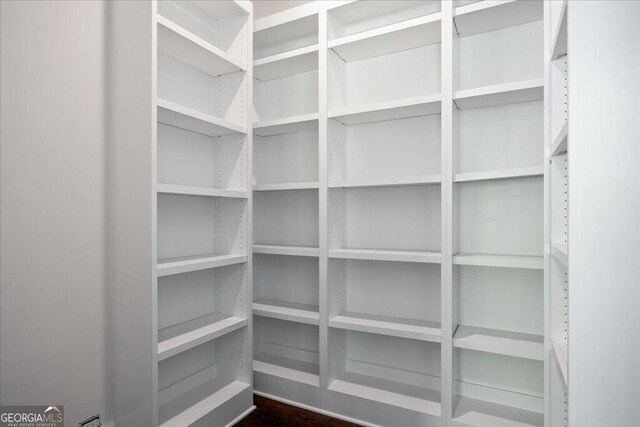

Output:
xmin=329 ymin=13 xmax=441 ymax=63
xmin=254 ymin=12 xmax=319 ymax=60
xmin=157 ymin=15 xmax=246 ymax=77
xmin=453 ymin=0 xmax=543 ymax=38
xmin=551 ymin=0 xmax=568 ymax=60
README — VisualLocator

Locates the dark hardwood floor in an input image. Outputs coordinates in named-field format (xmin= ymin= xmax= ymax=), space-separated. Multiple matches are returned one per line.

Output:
xmin=236 ymin=395 xmax=362 ymax=427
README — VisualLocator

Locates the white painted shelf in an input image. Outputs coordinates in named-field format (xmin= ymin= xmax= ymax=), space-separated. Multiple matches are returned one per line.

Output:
xmin=253 ymin=299 xmax=320 ymax=326
xmin=254 ymin=44 xmax=319 ymax=81
xmin=329 ymin=372 xmax=441 ymax=416
xmin=330 ymin=174 xmax=441 ymax=189
xmin=329 ymin=13 xmax=441 ymax=62
xmin=158 ymin=316 xmax=247 ymax=362
xmin=157 ymin=98 xmax=247 ymax=137
xmin=551 ymin=120 xmax=568 ymax=156
xmin=253 ymin=182 xmax=319 ymax=191
xmin=454 ymin=166 xmax=543 ymax=183
xmin=552 ymin=339 xmax=568 ymax=388
xmin=253 ymin=244 xmax=320 ymax=257
xmin=157 ymin=183 xmax=247 ymax=199
xmin=453 ymin=0 xmax=543 ymax=37
xmin=157 ymin=15 xmax=246 ymax=77
xmin=157 ymin=254 xmax=247 ymax=278
xmin=254 ymin=353 xmax=320 ymax=387
xmin=453 ymin=253 xmax=544 ymax=270
xmin=551 ymin=0 xmax=568 ymax=60
xmin=253 ymin=113 xmax=319 ymax=137
xmin=453 ymin=325 xmax=544 ymax=361
xmin=330 ymin=312 xmax=441 ymax=343
xmin=159 ymin=380 xmax=251 ymax=427
xmin=454 ymin=79 xmax=544 ymax=110
xmin=453 ymin=396 xmax=543 ymax=427
xmin=329 ymin=95 xmax=441 ymax=126
xmin=329 ymin=248 xmax=442 ymax=264
xmin=551 ymin=243 xmax=568 ymax=267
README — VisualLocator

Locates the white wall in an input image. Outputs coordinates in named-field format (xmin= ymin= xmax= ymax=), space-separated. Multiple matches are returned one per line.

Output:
xmin=0 ymin=1 xmax=111 ymax=425
xmin=568 ymin=1 xmax=640 ymax=426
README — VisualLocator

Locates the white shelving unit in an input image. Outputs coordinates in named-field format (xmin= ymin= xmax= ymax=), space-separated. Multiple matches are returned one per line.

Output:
xmin=110 ymin=0 xmax=251 ymax=423
xmin=248 ymin=1 xmax=549 ymax=426
xmin=548 ymin=0 xmax=569 ymax=425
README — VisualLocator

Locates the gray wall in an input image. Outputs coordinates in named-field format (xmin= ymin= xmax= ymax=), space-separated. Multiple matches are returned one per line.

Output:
xmin=0 ymin=1 xmax=111 ymax=425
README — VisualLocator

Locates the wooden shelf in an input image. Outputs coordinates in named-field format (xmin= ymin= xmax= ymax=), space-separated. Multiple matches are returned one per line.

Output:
xmin=253 ymin=299 xmax=320 ymax=326
xmin=329 ymin=95 xmax=441 ymax=126
xmin=157 ymin=184 xmax=247 ymax=199
xmin=330 ymin=248 xmax=442 ymax=264
xmin=157 ymin=254 xmax=247 ymax=278
xmin=253 ymin=113 xmax=319 ymax=137
xmin=158 ymin=316 xmax=247 ymax=361
xmin=453 ymin=325 xmax=544 ymax=361
xmin=454 ymin=79 xmax=544 ymax=110
xmin=157 ymin=98 xmax=247 ymax=137
xmin=254 ymin=353 xmax=320 ymax=387
xmin=253 ymin=244 xmax=319 ymax=257
xmin=253 ymin=182 xmax=319 ymax=191
xmin=551 ymin=121 xmax=568 ymax=157
xmin=551 ymin=243 xmax=568 ymax=267
xmin=329 ymin=372 xmax=441 ymax=416
xmin=453 ymin=396 xmax=543 ymax=427
xmin=453 ymin=0 xmax=543 ymax=38
xmin=329 ymin=13 xmax=441 ymax=62
xmin=157 ymin=15 xmax=246 ymax=77
xmin=453 ymin=253 xmax=544 ymax=270
xmin=330 ymin=312 xmax=441 ymax=343
xmin=330 ymin=174 xmax=441 ymax=189
xmin=454 ymin=166 xmax=543 ymax=183
xmin=159 ymin=380 xmax=251 ymax=427
xmin=254 ymin=44 xmax=319 ymax=81
xmin=552 ymin=339 xmax=568 ymax=388
xmin=551 ymin=0 xmax=568 ymax=60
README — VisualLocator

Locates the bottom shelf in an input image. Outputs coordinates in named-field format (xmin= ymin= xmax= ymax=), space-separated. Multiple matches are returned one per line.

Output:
xmin=160 ymin=379 xmax=250 ymax=427
xmin=253 ymin=352 xmax=320 ymax=387
xmin=453 ymin=396 xmax=543 ymax=427
xmin=329 ymin=371 xmax=441 ymax=416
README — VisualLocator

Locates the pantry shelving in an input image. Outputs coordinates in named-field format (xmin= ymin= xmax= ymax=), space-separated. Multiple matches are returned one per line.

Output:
xmin=252 ymin=244 xmax=319 ymax=257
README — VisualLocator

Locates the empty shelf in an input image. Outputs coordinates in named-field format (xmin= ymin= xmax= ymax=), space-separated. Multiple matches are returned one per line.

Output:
xmin=551 ymin=243 xmax=568 ymax=267
xmin=160 ymin=380 xmax=250 ymax=427
xmin=157 ymin=254 xmax=247 ymax=277
xmin=157 ymin=98 xmax=247 ymax=137
xmin=453 ymin=0 xmax=543 ymax=38
xmin=329 ymin=13 xmax=441 ymax=62
xmin=157 ymin=15 xmax=246 ymax=77
xmin=329 ymin=95 xmax=441 ymax=126
xmin=453 ymin=325 xmax=544 ymax=361
xmin=253 ymin=244 xmax=319 ymax=257
xmin=551 ymin=0 xmax=568 ymax=60
xmin=454 ymin=166 xmax=543 ymax=183
xmin=330 ymin=248 xmax=441 ymax=264
xmin=454 ymin=79 xmax=544 ymax=110
xmin=454 ymin=253 xmax=543 ymax=270
xmin=330 ymin=312 xmax=441 ymax=343
xmin=158 ymin=316 xmax=247 ymax=361
xmin=329 ymin=372 xmax=441 ymax=416
xmin=157 ymin=184 xmax=247 ymax=199
xmin=253 ymin=182 xmax=319 ymax=191
xmin=254 ymin=44 xmax=319 ymax=81
xmin=253 ymin=299 xmax=320 ymax=325
xmin=330 ymin=175 xmax=441 ymax=189
xmin=253 ymin=353 xmax=320 ymax=387
xmin=253 ymin=113 xmax=319 ymax=137
xmin=453 ymin=396 xmax=543 ymax=427
xmin=551 ymin=121 xmax=568 ymax=156
xmin=552 ymin=339 xmax=568 ymax=387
